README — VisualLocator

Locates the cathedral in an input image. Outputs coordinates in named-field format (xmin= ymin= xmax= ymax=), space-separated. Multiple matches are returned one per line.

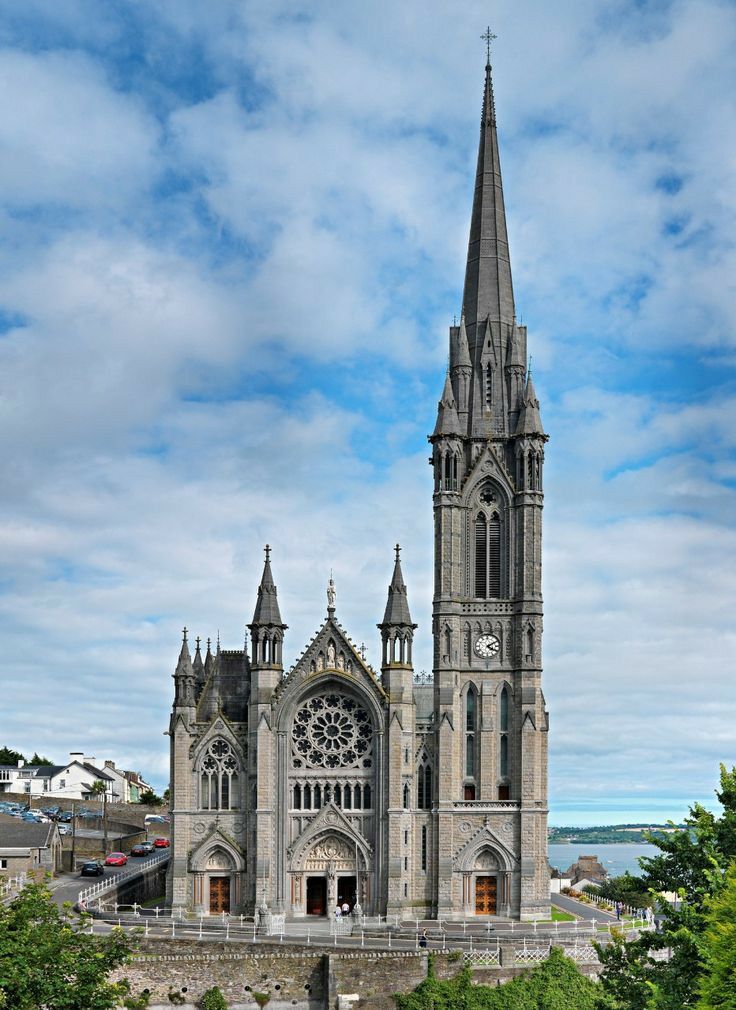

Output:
xmin=166 ymin=56 xmax=550 ymax=922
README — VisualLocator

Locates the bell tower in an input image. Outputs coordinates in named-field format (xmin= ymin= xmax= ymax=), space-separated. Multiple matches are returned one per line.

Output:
xmin=429 ymin=51 xmax=550 ymax=921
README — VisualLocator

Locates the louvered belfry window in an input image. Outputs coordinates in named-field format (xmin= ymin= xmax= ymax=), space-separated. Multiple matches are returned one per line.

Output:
xmin=474 ymin=511 xmax=502 ymax=597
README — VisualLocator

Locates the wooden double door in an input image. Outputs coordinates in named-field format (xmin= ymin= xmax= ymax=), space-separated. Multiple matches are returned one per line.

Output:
xmin=209 ymin=876 xmax=230 ymax=914
xmin=475 ymin=875 xmax=497 ymax=915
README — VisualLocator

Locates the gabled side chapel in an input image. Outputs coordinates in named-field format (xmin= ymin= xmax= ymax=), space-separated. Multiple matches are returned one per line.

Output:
xmin=167 ymin=56 xmax=550 ymax=921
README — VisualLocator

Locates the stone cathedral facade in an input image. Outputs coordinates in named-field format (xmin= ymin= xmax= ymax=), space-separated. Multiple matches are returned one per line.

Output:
xmin=166 ymin=58 xmax=550 ymax=921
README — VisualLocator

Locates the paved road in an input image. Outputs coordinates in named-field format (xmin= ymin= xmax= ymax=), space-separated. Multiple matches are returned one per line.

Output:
xmin=552 ymin=893 xmax=616 ymax=921
xmin=48 ymin=871 xmax=87 ymax=908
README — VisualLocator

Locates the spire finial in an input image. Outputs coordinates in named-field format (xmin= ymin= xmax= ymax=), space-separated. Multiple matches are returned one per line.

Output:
xmin=327 ymin=571 xmax=336 ymax=612
xmin=182 ymin=626 xmax=188 ymax=643
xmin=264 ymin=544 xmax=271 ymax=562
xmin=395 ymin=543 xmax=401 ymax=562
xmin=528 ymin=354 xmax=533 ymax=377
xmin=481 ymin=26 xmax=497 ymax=65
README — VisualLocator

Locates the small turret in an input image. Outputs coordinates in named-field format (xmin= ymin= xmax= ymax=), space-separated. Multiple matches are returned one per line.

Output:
xmin=432 ymin=371 xmax=462 ymax=438
xmin=516 ymin=372 xmax=545 ymax=437
xmin=514 ymin=370 xmax=548 ymax=493
xmin=198 ymin=636 xmax=223 ymax=721
xmin=248 ymin=545 xmax=287 ymax=669
xmin=506 ymin=323 xmax=526 ymax=432
xmin=172 ymin=627 xmax=196 ymax=709
xmin=192 ymin=635 xmax=205 ymax=697
xmin=378 ymin=545 xmax=417 ymax=668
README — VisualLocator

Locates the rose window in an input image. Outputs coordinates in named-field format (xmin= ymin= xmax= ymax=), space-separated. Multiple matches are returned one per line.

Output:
xmin=292 ymin=692 xmax=373 ymax=769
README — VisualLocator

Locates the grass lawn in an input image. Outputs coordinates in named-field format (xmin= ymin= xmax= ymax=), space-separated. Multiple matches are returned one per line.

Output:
xmin=551 ymin=907 xmax=577 ymax=922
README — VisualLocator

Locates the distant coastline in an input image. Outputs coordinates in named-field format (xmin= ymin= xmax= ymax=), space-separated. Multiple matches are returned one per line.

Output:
xmin=548 ymin=823 xmax=685 ymax=845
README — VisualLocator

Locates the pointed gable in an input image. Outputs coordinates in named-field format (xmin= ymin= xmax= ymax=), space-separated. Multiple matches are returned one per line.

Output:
xmin=272 ymin=615 xmax=387 ymax=711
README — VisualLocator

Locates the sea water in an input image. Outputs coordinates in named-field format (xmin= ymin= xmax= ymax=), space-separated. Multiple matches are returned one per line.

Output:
xmin=548 ymin=842 xmax=660 ymax=878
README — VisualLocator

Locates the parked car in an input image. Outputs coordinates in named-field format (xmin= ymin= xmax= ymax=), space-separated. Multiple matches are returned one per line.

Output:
xmin=58 ymin=825 xmax=71 ymax=835
xmin=104 ymin=852 xmax=128 ymax=866
xmin=144 ymin=814 xmax=167 ymax=824
xmin=130 ymin=842 xmax=155 ymax=856
xmin=152 ymin=837 xmax=170 ymax=848
xmin=79 ymin=861 xmax=105 ymax=877
xmin=58 ymin=811 xmax=73 ymax=822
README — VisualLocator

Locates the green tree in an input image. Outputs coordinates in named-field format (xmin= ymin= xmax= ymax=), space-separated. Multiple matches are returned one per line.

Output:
xmin=590 ymin=872 xmax=652 ymax=910
xmin=0 ymin=748 xmax=24 ymax=766
xmin=597 ymin=764 xmax=736 ymax=1010
xmin=397 ymin=947 xmax=607 ymax=1010
xmin=29 ymin=752 xmax=54 ymax=766
xmin=139 ymin=789 xmax=163 ymax=806
xmin=696 ymin=861 xmax=736 ymax=1010
xmin=0 ymin=881 xmax=136 ymax=1009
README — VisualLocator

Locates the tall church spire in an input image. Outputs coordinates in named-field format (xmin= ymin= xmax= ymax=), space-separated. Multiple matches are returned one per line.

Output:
xmin=462 ymin=57 xmax=515 ymax=347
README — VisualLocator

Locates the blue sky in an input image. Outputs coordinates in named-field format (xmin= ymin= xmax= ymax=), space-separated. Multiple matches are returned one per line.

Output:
xmin=0 ymin=0 xmax=734 ymax=825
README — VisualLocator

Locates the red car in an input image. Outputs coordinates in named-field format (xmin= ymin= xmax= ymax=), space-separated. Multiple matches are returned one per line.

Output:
xmin=153 ymin=837 xmax=170 ymax=848
xmin=104 ymin=852 xmax=128 ymax=866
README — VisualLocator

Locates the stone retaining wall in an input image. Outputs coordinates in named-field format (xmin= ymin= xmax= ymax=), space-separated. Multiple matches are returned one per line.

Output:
xmin=109 ymin=936 xmax=600 ymax=1009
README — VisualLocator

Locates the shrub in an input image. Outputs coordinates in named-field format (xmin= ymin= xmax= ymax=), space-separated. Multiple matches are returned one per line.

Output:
xmin=201 ymin=986 xmax=229 ymax=1010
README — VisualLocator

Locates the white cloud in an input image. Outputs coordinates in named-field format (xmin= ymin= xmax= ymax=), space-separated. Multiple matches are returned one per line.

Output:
xmin=0 ymin=48 xmax=159 ymax=209
xmin=0 ymin=0 xmax=734 ymax=821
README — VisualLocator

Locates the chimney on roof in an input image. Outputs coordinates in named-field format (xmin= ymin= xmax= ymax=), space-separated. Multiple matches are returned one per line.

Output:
xmin=105 ymin=760 xmax=115 ymax=769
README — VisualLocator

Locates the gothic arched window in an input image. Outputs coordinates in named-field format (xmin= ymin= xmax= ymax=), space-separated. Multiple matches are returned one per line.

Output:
xmin=474 ymin=509 xmax=502 ymax=598
xmin=199 ymin=739 xmax=239 ymax=811
xmin=500 ymin=687 xmax=509 ymax=732
xmin=499 ymin=686 xmax=510 ymax=799
xmin=364 ymin=784 xmax=372 ymax=809
xmin=465 ymin=687 xmax=477 ymax=778
xmin=403 ymin=783 xmax=410 ymax=809
xmin=417 ymin=756 xmax=432 ymax=810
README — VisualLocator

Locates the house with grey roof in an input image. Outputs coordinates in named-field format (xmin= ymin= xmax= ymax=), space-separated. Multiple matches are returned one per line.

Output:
xmin=0 ymin=812 xmax=61 ymax=876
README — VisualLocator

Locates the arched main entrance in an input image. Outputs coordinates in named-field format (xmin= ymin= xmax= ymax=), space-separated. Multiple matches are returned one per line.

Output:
xmin=289 ymin=831 xmax=367 ymax=917
xmin=459 ymin=844 xmax=514 ymax=918
xmin=191 ymin=842 xmax=243 ymax=915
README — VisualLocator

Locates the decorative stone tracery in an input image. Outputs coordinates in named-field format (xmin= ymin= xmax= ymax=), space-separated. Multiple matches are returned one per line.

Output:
xmin=292 ymin=693 xmax=373 ymax=770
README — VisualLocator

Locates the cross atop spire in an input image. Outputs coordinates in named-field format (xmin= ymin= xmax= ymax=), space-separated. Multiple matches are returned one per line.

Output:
xmin=395 ymin=543 xmax=401 ymax=561
xmin=264 ymin=544 xmax=271 ymax=562
xmin=481 ymin=26 xmax=497 ymax=65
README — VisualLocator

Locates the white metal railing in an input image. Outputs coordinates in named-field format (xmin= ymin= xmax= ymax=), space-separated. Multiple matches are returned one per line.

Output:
xmin=78 ymin=852 xmax=169 ymax=905
xmin=453 ymin=800 xmax=520 ymax=809
xmin=463 ymin=947 xmax=500 ymax=968
xmin=514 ymin=939 xmax=551 ymax=964
xmin=567 ymin=945 xmax=598 ymax=962
xmin=0 ymin=874 xmax=26 ymax=900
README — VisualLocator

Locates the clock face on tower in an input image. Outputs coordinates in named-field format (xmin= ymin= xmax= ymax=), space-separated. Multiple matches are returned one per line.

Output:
xmin=475 ymin=634 xmax=500 ymax=659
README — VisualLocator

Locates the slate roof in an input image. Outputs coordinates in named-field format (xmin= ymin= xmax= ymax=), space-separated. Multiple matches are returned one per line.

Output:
xmin=0 ymin=812 xmax=56 ymax=849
